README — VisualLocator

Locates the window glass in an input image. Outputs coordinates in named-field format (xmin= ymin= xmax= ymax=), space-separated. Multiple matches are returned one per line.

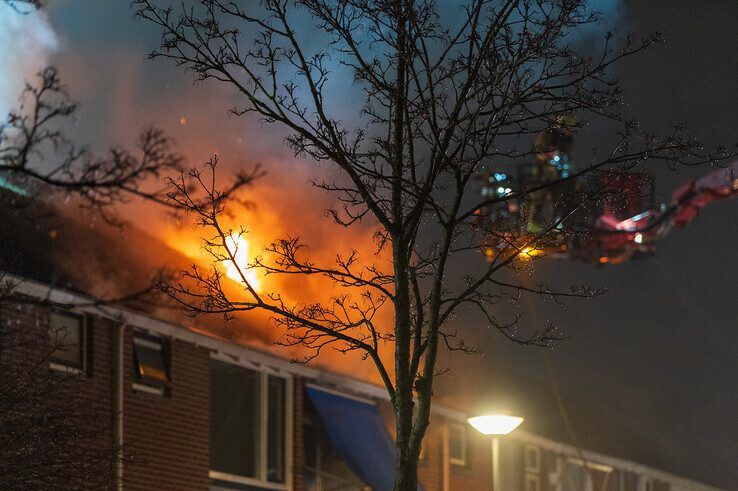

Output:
xmin=302 ymin=399 xmax=367 ymax=491
xmin=448 ymin=423 xmax=466 ymax=465
xmin=524 ymin=445 xmax=541 ymax=472
xmin=134 ymin=344 xmax=167 ymax=382
xmin=49 ymin=311 xmax=84 ymax=369
xmin=303 ymin=471 xmax=318 ymax=491
xmin=303 ymin=419 xmax=319 ymax=469
xmin=524 ymin=474 xmax=541 ymax=491
xmin=607 ymin=470 xmax=621 ymax=491
xmin=320 ymin=432 xmax=356 ymax=478
xmin=210 ymin=359 xmax=260 ymax=478
xmin=267 ymin=375 xmax=286 ymax=483
xmin=561 ymin=461 xmax=587 ymax=491
xmin=133 ymin=333 xmax=170 ymax=388
xmin=321 ymin=474 xmax=366 ymax=491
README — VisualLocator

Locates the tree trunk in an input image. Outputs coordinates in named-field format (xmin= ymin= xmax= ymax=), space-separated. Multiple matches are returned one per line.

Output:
xmin=393 ymin=449 xmax=420 ymax=491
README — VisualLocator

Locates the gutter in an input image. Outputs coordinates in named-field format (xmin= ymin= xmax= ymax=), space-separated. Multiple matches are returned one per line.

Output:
xmin=115 ymin=322 xmax=125 ymax=490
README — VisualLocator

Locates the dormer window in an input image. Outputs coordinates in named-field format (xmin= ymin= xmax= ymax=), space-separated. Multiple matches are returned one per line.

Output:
xmin=132 ymin=330 xmax=170 ymax=395
xmin=448 ymin=421 xmax=468 ymax=467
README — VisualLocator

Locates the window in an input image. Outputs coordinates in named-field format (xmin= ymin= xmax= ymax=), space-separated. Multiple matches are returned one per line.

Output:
xmin=524 ymin=445 xmax=541 ymax=491
xmin=49 ymin=310 xmax=91 ymax=375
xmin=560 ymin=460 xmax=587 ymax=491
xmin=303 ymin=399 xmax=368 ymax=491
xmin=524 ymin=474 xmax=541 ymax=491
xmin=608 ymin=470 xmax=638 ymax=491
xmin=209 ymin=357 xmax=290 ymax=489
xmin=607 ymin=470 xmax=624 ymax=491
xmin=447 ymin=422 xmax=467 ymax=466
xmin=524 ymin=445 xmax=541 ymax=473
xmin=132 ymin=330 xmax=170 ymax=395
xmin=267 ymin=375 xmax=286 ymax=483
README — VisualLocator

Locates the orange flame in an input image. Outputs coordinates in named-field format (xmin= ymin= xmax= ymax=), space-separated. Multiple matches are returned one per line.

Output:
xmin=225 ymin=232 xmax=260 ymax=290
xmin=519 ymin=246 xmax=544 ymax=259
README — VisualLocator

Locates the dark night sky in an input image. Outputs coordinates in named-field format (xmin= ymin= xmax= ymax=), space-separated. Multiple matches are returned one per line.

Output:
xmin=11 ymin=0 xmax=737 ymax=487
xmin=438 ymin=2 xmax=738 ymax=487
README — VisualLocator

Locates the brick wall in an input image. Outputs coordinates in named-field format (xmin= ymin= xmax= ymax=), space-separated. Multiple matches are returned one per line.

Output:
xmin=2 ymin=302 xmax=684 ymax=491
xmin=449 ymin=427 xmax=493 ymax=490
xmin=0 ymin=304 xmax=115 ymax=488
xmin=418 ymin=416 xmax=445 ymax=490
xmin=123 ymin=329 xmax=211 ymax=490
xmin=292 ymin=377 xmax=305 ymax=491
xmin=378 ymin=400 xmax=494 ymax=491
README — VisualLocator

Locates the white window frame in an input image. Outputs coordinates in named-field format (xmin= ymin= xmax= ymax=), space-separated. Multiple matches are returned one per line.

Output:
xmin=209 ymin=352 xmax=293 ymax=490
xmin=524 ymin=474 xmax=541 ymax=491
xmin=524 ymin=445 xmax=542 ymax=491
xmin=132 ymin=382 xmax=164 ymax=395
xmin=48 ymin=310 xmax=87 ymax=375
xmin=447 ymin=421 xmax=467 ymax=467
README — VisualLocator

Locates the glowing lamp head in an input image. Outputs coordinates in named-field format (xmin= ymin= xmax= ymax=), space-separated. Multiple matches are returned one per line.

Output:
xmin=467 ymin=414 xmax=524 ymax=435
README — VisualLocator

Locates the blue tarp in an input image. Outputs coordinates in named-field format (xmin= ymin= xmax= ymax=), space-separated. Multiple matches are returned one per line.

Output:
xmin=305 ymin=385 xmax=401 ymax=491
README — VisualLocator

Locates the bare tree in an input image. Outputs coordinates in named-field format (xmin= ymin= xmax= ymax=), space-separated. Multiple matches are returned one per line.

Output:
xmin=0 ymin=65 xmax=172 ymax=488
xmin=0 ymin=66 xmax=257 ymax=288
xmin=0 ymin=65 xmax=193 ymax=315
xmin=0 ymin=302 xmax=119 ymax=489
xmin=0 ymin=67 xmax=184 ymax=213
xmin=135 ymin=0 xmax=732 ymax=488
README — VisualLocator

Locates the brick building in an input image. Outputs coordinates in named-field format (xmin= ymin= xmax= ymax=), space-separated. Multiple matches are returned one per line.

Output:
xmin=0 ymin=190 xmax=720 ymax=490
xmin=2 ymin=278 xmax=719 ymax=491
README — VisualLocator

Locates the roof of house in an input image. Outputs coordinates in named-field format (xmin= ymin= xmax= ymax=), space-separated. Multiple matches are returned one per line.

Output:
xmin=0 ymin=187 xmax=279 ymax=347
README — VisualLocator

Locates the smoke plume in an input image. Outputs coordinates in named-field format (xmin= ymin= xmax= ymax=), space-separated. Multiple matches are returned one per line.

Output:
xmin=0 ymin=2 xmax=58 ymax=120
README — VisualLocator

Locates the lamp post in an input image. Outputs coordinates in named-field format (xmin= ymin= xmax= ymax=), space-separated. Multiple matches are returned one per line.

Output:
xmin=468 ymin=414 xmax=524 ymax=491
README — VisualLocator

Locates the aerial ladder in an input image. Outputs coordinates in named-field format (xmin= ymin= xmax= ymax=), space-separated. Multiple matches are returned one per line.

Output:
xmin=477 ymin=122 xmax=738 ymax=265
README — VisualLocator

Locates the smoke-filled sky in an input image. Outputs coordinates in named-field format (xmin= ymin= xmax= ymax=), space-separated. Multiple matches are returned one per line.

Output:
xmin=0 ymin=3 xmax=56 ymax=117
xmin=3 ymin=0 xmax=736 ymax=487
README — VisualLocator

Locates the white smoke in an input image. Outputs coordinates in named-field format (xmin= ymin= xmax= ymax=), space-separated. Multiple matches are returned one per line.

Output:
xmin=0 ymin=2 xmax=58 ymax=121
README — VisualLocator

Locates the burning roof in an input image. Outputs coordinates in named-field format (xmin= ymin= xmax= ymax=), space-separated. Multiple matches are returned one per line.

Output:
xmin=0 ymin=187 xmax=388 ymax=383
xmin=0 ymin=189 xmax=282 ymax=348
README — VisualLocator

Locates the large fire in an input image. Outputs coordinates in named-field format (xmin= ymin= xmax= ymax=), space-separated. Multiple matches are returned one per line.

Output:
xmin=151 ymin=184 xmax=391 ymax=385
xmin=224 ymin=231 xmax=260 ymax=291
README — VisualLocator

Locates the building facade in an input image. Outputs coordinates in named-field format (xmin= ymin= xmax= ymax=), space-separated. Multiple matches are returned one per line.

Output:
xmin=2 ymin=278 xmax=719 ymax=491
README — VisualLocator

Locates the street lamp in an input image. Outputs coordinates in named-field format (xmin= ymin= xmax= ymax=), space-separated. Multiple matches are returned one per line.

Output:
xmin=468 ymin=414 xmax=524 ymax=490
